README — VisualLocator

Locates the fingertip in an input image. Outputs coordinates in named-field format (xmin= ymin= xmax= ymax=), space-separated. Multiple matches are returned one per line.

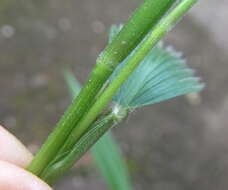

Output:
xmin=0 ymin=161 xmax=52 ymax=190
xmin=0 ymin=125 xmax=33 ymax=167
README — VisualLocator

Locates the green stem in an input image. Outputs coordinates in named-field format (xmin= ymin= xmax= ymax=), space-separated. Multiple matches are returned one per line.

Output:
xmin=27 ymin=0 xmax=176 ymax=176
xmin=40 ymin=114 xmax=117 ymax=185
xmin=98 ymin=0 xmax=177 ymax=66
xmin=60 ymin=0 xmax=198 ymax=152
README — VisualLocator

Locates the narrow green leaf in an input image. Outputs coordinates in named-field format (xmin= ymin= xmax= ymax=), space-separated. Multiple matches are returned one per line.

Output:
xmin=91 ymin=132 xmax=132 ymax=190
xmin=63 ymin=70 xmax=81 ymax=97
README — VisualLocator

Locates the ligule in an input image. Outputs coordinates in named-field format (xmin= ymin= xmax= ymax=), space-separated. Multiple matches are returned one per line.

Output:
xmin=112 ymin=40 xmax=204 ymax=108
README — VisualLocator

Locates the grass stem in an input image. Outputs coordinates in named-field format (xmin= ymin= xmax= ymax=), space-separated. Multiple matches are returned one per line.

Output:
xmin=27 ymin=0 xmax=176 ymax=176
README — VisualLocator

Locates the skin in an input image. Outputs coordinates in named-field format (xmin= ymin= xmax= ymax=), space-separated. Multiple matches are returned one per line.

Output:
xmin=0 ymin=125 xmax=53 ymax=190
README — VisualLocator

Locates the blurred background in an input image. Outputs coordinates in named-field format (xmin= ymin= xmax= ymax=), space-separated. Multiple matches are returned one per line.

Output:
xmin=0 ymin=0 xmax=228 ymax=189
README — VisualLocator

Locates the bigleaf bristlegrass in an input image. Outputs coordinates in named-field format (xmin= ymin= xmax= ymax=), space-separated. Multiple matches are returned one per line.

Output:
xmin=27 ymin=0 xmax=203 ymax=186
xmin=27 ymin=0 xmax=177 ymax=176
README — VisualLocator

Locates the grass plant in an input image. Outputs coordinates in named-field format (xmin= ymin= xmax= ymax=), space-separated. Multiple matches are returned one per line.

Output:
xmin=27 ymin=0 xmax=203 ymax=186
